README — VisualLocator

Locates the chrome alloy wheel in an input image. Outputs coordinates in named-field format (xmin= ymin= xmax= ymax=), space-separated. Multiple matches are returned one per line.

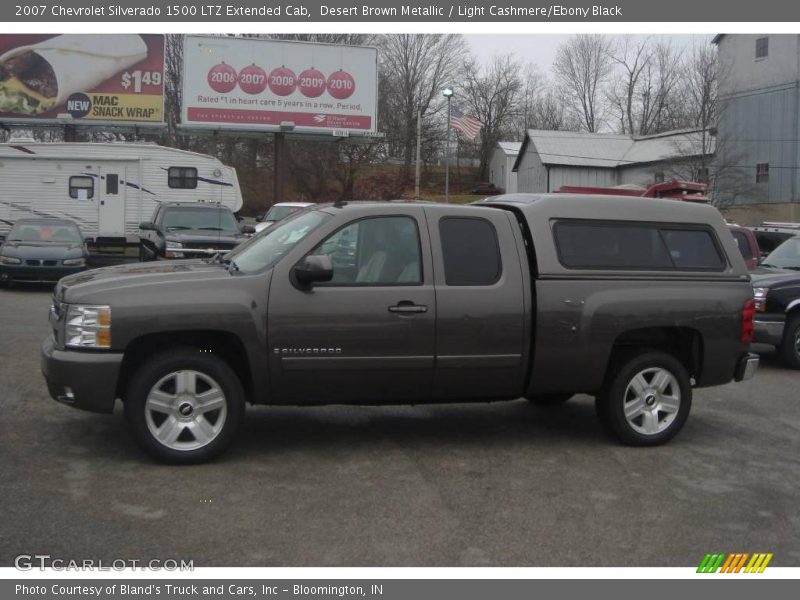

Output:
xmin=144 ymin=370 xmax=227 ymax=451
xmin=623 ymin=367 xmax=681 ymax=436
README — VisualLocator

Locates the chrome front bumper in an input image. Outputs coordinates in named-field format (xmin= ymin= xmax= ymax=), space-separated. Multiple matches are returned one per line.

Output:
xmin=753 ymin=315 xmax=785 ymax=346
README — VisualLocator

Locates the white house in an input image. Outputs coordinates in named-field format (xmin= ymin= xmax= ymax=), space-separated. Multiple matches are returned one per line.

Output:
xmin=513 ymin=128 xmax=713 ymax=193
xmin=488 ymin=141 xmax=521 ymax=193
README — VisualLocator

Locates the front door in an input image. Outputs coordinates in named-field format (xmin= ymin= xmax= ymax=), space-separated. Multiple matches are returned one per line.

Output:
xmin=267 ymin=209 xmax=436 ymax=404
xmin=97 ymin=167 xmax=126 ymax=235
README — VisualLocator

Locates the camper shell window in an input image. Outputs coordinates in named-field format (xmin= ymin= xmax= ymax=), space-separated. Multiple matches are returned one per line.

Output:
xmin=69 ymin=176 xmax=95 ymax=199
xmin=168 ymin=167 xmax=198 ymax=189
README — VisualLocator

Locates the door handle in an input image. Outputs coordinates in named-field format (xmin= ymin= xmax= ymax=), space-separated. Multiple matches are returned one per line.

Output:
xmin=388 ymin=301 xmax=427 ymax=314
xmin=562 ymin=299 xmax=585 ymax=307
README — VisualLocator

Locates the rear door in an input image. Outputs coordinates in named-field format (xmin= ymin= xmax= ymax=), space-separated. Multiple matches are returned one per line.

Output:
xmin=425 ymin=206 xmax=529 ymax=401
xmin=267 ymin=206 xmax=437 ymax=404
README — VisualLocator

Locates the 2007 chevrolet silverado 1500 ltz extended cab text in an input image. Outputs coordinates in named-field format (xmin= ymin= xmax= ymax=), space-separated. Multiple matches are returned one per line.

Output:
xmin=41 ymin=194 xmax=759 ymax=463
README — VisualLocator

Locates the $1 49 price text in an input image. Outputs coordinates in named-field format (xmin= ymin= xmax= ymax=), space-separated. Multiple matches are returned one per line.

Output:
xmin=120 ymin=70 xmax=163 ymax=93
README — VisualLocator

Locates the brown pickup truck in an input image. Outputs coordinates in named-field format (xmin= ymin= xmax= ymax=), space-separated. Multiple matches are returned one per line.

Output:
xmin=42 ymin=194 xmax=758 ymax=463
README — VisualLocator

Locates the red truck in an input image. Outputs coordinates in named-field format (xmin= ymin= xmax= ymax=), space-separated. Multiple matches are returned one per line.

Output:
xmin=557 ymin=180 xmax=710 ymax=203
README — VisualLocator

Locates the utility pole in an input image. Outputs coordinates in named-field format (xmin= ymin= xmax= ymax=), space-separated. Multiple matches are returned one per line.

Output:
xmin=273 ymin=132 xmax=286 ymax=209
xmin=414 ymin=109 xmax=422 ymax=200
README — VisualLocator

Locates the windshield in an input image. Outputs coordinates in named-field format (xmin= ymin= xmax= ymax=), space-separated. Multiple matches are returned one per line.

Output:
xmin=763 ymin=236 xmax=800 ymax=268
xmin=8 ymin=222 xmax=82 ymax=243
xmin=162 ymin=208 xmax=239 ymax=233
xmin=225 ymin=210 xmax=331 ymax=273
xmin=265 ymin=205 xmax=305 ymax=222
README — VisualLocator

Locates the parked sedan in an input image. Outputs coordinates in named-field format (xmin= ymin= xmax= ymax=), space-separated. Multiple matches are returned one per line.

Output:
xmin=0 ymin=218 xmax=88 ymax=285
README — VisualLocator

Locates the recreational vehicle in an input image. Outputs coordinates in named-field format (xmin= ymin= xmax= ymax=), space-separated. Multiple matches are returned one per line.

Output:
xmin=0 ymin=141 xmax=243 ymax=260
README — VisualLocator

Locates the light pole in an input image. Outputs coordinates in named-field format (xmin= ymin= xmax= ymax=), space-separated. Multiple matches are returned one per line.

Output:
xmin=442 ymin=86 xmax=453 ymax=203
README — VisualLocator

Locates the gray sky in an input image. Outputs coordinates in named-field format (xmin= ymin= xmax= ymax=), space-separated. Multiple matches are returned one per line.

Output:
xmin=465 ymin=34 xmax=715 ymax=76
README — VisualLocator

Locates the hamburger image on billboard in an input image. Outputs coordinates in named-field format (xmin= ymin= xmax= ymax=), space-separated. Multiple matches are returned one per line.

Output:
xmin=0 ymin=34 xmax=164 ymax=124
xmin=183 ymin=35 xmax=377 ymax=134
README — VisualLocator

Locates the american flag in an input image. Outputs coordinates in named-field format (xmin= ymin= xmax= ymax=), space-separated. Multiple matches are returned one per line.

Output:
xmin=449 ymin=107 xmax=482 ymax=140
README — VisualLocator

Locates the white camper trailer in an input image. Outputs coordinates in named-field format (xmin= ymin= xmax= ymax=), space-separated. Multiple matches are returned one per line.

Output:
xmin=0 ymin=141 xmax=243 ymax=245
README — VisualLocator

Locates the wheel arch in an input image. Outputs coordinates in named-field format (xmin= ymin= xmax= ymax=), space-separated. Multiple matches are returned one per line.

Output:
xmin=116 ymin=330 xmax=253 ymax=403
xmin=602 ymin=326 xmax=703 ymax=390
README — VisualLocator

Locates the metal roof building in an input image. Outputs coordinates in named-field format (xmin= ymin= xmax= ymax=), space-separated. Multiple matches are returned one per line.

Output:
xmin=488 ymin=141 xmax=522 ymax=194
xmin=512 ymin=128 xmax=713 ymax=193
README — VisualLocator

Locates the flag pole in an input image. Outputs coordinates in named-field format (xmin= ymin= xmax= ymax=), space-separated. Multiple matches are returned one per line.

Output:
xmin=445 ymin=97 xmax=451 ymax=203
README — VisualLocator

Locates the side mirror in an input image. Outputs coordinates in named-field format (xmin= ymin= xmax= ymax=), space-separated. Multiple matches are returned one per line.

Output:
xmin=240 ymin=224 xmax=256 ymax=235
xmin=255 ymin=214 xmax=265 ymax=223
xmin=293 ymin=255 xmax=333 ymax=288
xmin=139 ymin=221 xmax=156 ymax=231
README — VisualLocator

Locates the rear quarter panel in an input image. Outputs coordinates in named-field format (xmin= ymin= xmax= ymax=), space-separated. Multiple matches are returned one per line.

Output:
xmin=516 ymin=196 xmax=753 ymax=394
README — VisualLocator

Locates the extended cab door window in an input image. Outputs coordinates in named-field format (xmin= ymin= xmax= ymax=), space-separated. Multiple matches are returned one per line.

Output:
xmin=439 ymin=217 xmax=502 ymax=285
xmin=311 ymin=216 xmax=422 ymax=285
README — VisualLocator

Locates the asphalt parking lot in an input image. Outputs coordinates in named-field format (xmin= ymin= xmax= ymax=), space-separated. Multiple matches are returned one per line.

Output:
xmin=1 ymin=284 xmax=799 ymax=568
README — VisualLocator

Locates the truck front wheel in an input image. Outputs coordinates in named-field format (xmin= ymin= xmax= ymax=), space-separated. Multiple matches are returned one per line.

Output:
xmin=596 ymin=351 xmax=691 ymax=446
xmin=124 ymin=348 xmax=245 ymax=464
xmin=778 ymin=314 xmax=800 ymax=369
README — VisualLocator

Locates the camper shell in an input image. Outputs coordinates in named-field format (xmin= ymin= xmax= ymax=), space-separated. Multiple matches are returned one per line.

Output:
xmin=0 ymin=141 xmax=242 ymax=263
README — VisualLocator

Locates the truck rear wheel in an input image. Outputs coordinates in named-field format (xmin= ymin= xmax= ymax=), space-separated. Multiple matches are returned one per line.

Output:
xmin=778 ymin=314 xmax=800 ymax=369
xmin=596 ymin=351 xmax=691 ymax=446
xmin=124 ymin=348 xmax=245 ymax=464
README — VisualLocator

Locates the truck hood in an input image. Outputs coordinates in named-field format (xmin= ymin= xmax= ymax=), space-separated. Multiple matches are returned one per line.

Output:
xmin=55 ymin=259 xmax=232 ymax=303
xmin=750 ymin=268 xmax=800 ymax=287
xmin=1 ymin=241 xmax=85 ymax=259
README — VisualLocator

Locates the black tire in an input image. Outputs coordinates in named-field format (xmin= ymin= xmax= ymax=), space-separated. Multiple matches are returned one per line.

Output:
xmin=596 ymin=351 xmax=691 ymax=446
xmin=124 ymin=348 xmax=245 ymax=464
xmin=526 ymin=393 xmax=573 ymax=406
xmin=778 ymin=314 xmax=800 ymax=369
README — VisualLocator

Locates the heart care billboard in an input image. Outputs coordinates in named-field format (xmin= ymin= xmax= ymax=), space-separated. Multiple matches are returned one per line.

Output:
xmin=182 ymin=36 xmax=378 ymax=135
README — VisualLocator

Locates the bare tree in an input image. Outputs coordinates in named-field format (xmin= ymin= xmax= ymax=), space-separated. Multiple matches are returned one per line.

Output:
xmin=378 ymin=34 xmax=467 ymax=176
xmin=660 ymin=44 xmax=754 ymax=208
xmin=607 ymin=38 xmax=685 ymax=135
xmin=461 ymin=54 xmax=524 ymax=179
xmin=516 ymin=64 xmax=580 ymax=133
xmin=553 ymin=34 xmax=614 ymax=132
xmin=519 ymin=87 xmax=581 ymax=133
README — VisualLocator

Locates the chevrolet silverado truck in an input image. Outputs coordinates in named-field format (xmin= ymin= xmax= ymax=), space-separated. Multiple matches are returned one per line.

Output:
xmin=751 ymin=268 xmax=800 ymax=368
xmin=139 ymin=202 xmax=254 ymax=261
xmin=42 ymin=194 xmax=759 ymax=463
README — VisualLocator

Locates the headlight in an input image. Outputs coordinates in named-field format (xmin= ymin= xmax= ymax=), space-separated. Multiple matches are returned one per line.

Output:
xmin=65 ymin=304 xmax=111 ymax=349
xmin=0 ymin=255 xmax=21 ymax=265
xmin=753 ymin=287 xmax=768 ymax=312
xmin=62 ymin=257 xmax=86 ymax=267
xmin=165 ymin=241 xmax=184 ymax=258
